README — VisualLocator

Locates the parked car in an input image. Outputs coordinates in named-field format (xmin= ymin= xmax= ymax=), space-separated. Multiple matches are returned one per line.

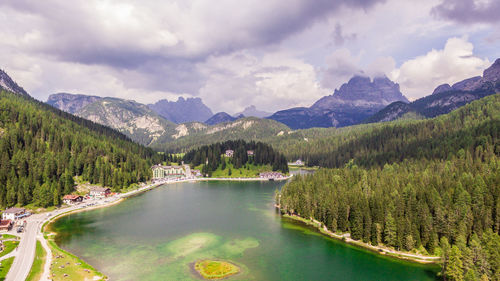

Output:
xmin=16 ymin=226 xmax=23 ymax=233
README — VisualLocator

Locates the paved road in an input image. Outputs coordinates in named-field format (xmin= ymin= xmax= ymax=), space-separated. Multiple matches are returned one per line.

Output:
xmin=5 ymin=214 xmax=43 ymax=281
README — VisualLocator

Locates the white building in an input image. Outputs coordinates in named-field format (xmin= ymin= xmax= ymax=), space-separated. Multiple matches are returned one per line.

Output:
xmin=152 ymin=164 xmax=191 ymax=179
xmin=89 ymin=187 xmax=111 ymax=198
xmin=2 ymin=207 xmax=28 ymax=221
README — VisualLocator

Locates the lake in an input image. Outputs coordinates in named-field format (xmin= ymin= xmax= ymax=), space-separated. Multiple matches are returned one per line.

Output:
xmin=51 ymin=181 xmax=439 ymax=280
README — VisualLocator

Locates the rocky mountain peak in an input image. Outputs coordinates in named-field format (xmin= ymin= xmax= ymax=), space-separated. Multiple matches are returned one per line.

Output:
xmin=148 ymin=97 xmax=213 ymax=124
xmin=235 ymin=105 xmax=271 ymax=118
xmin=205 ymin=112 xmax=238 ymax=125
xmin=0 ymin=69 xmax=29 ymax=97
xmin=312 ymin=75 xmax=408 ymax=110
xmin=432 ymin=84 xmax=452 ymax=95
xmin=483 ymin=58 xmax=500 ymax=83
xmin=451 ymin=76 xmax=482 ymax=91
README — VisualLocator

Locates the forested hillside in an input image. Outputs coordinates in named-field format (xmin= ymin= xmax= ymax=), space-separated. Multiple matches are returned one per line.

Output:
xmin=279 ymin=95 xmax=500 ymax=280
xmin=0 ymin=91 xmax=163 ymax=207
xmin=183 ymin=140 xmax=288 ymax=176
xmin=276 ymin=94 xmax=500 ymax=168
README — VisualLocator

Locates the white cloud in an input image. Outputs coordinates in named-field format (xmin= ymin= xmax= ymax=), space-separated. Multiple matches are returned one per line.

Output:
xmin=391 ymin=36 xmax=491 ymax=99
xmin=198 ymin=52 xmax=329 ymax=113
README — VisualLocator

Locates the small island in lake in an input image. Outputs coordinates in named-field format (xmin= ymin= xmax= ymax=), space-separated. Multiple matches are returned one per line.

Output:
xmin=194 ymin=260 xmax=240 ymax=280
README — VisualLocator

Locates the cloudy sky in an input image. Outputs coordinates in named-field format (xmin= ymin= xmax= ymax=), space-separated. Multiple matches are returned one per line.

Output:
xmin=0 ymin=0 xmax=498 ymax=113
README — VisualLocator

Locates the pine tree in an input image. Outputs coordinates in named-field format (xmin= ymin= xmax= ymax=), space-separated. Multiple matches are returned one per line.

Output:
xmin=384 ymin=213 xmax=397 ymax=248
xmin=447 ymin=246 xmax=464 ymax=281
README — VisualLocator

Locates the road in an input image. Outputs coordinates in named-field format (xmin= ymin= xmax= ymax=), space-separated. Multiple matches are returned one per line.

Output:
xmin=5 ymin=213 xmax=44 ymax=281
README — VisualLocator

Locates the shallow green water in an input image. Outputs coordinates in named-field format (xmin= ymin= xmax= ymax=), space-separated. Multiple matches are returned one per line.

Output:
xmin=51 ymin=181 xmax=439 ymax=280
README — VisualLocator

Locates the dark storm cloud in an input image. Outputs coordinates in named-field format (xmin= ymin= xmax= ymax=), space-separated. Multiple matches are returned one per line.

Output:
xmin=432 ymin=0 xmax=500 ymax=23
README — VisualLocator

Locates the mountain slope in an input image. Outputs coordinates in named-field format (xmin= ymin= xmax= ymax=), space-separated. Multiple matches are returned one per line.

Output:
xmin=0 ymin=90 xmax=162 ymax=207
xmin=278 ymin=93 xmax=500 ymax=281
xmin=151 ymin=117 xmax=291 ymax=152
xmin=47 ymin=93 xmax=102 ymax=114
xmin=205 ymin=112 xmax=238 ymax=125
xmin=148 ymin=97 xmax=213 ymax=123
xmin=368 ymin=58 xmax=500 ymax=123
xmin=272 ymin=93 xmax=500 ymax=168
xmin=76 ymin=97 xmax=176 ymax=145
xmin=0 ymin=69 xmax=30 ymax=97
xmin=267 ymin=75 xmax=408 ymax=129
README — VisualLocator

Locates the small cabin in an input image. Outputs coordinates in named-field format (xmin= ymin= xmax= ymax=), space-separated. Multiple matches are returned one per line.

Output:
xmin=0 ymin=220 xmax=12 ymax=232
xmin=247 ymin=150 xmax=254 ymax=156
xmin=63 ymin=194 xmax=83 ymax=205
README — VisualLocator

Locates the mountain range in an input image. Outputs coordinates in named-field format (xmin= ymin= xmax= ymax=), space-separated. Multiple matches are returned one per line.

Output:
xmin=367 ymin=58 xmax=500 ymax=123
xmin=267 ymin=75 xmax=409 ymax=129
xmin=1 ymin=58 xmax=498 ymax=150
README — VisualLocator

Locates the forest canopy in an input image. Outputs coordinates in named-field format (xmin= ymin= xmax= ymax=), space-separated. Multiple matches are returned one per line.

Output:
xmin=279 ymin=94 xmax=500 ymax=281
xmin=0 ymin=91 xmax=163 ymax=207
xmin=183 ymin=140 xmax=288 ymax=176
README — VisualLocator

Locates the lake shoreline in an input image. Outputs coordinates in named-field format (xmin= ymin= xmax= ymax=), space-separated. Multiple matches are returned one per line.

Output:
xmin=40 ymin=176 xmax=292 ymax=280
xmin=278 ymin=210 xmax=441 ymax=265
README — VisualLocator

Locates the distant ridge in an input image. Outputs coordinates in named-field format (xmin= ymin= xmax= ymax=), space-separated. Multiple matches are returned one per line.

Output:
xmin=148 ymin=97 xmax=213 ymax=124
xmin=0 ymin=69 xmax=30 ymax=97
xmin=205 ymin=112 xmax=239 ymax=125
xmin=367 ymin=58 xmax=500 ymax=123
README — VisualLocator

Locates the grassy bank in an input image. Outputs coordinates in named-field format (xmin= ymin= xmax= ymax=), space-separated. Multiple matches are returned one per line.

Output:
xmin=0 ymin=257 xmax=14 ymax=280
xmin=26 ymin=240 xmax=46 ymax=281
xmin=0 ymin=241 xmax=19 ymax=258
xmin=195 ymin=158 xmax=276 ymax=178
xmin=43 ymin=232 xmax=106 ymax=281
xmin=282 ymin=214 xmax=441 ymax=265
xmin=43 ymin=212 xmax=108 ymax=281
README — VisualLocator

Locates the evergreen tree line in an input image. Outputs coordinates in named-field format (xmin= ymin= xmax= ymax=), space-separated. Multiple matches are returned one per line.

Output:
xmin=276 ymin=94 xmax=500 ymax=169
xmin=278 ymin=94 xmax=500 ymax=281
xmin=280 ymin=153 xmax=499 ymax=280
xmin=182 ymin=140 xmax=288 ymax=176
xmin=0 ymin=91 xmax=163 ymax=207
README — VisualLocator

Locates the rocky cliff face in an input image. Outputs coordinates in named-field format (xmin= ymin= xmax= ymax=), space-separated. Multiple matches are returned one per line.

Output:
xmin=0 ymin=69 xmax=29 ymax=97
xmin=483 ymin=58 xmax=500 ymax=83
xmin=47 ymin=93 xmax=102 ymax=113
xmin=76 ymin=97 xmax=176 ymax=145
xmin=148 ymin=97 xmax=213 ymax=124
xmin=368 ymin=58 xmax=500 ymax=123
xmin=312 ymin=75 xmax=408 ymax=110
xmin=268 ymin=75 xmax=409 ymax=129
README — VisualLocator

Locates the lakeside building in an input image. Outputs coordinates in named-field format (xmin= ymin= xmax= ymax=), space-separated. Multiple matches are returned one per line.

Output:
xmin=89 ymin=187 xmax=111 ymax=198
xmin=63 ymin=194 xmax=83 ymax=205
xmin=0 ymin=220 xmax=12 ymax=232
xmin=225 ymin=150 xmax=234 ymax=157
xmin=2 ymin=207 xmax=28 ymax=221
xmin=151 ymin=164 xmax=192 ymax=180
